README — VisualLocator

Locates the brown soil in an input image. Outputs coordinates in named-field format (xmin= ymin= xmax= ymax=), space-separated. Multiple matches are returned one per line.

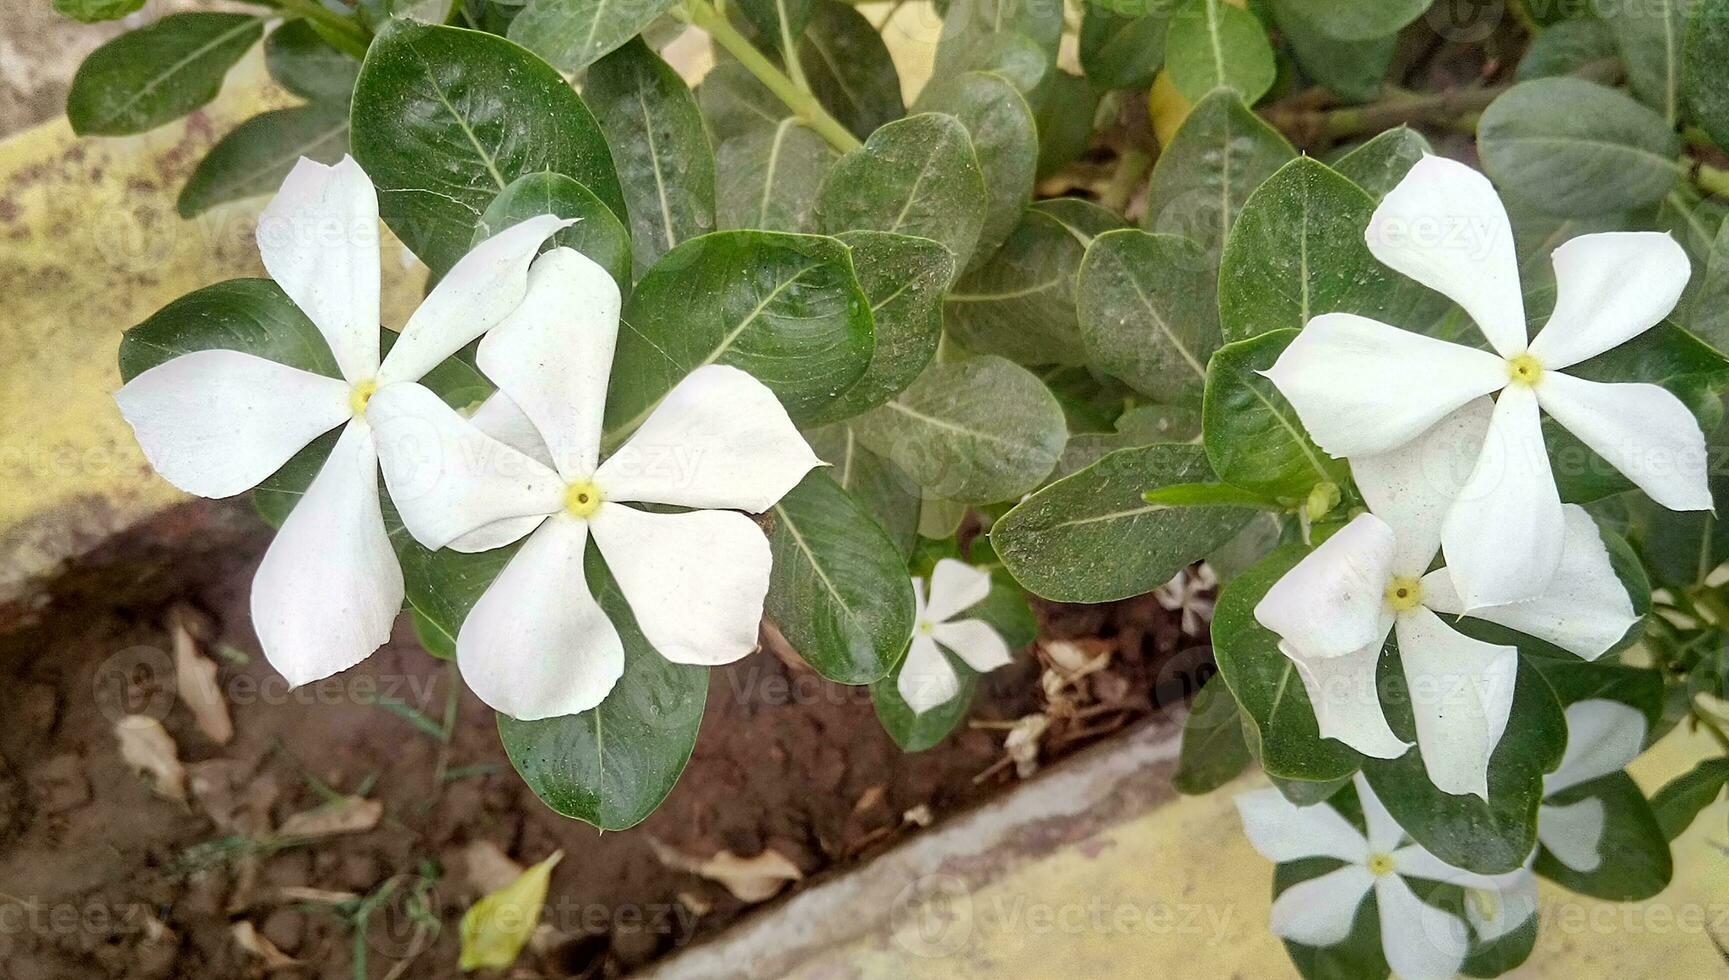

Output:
xmin=0 ymin=499 xmax=1203 ymax=980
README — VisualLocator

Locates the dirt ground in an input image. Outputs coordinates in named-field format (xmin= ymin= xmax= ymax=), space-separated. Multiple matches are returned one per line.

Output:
xmin=0 ymin=498 xmax=1204 ymax=979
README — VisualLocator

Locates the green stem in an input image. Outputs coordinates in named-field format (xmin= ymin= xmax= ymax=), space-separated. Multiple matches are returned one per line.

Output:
xmin=277 ymin=0 xmax=371 ymax=59
xmin=1693 ymin=161 xmax=1729 ymax=199
xmin=683 ymin=0 xmax=861 ymax=154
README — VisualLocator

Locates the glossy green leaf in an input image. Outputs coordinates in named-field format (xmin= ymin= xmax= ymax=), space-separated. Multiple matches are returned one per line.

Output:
xmin=68 ymin=13 xmax=264 ymax=136
xmin=608 ymin=230 xmax=873 ymax=432
xmin=1595 ymin=0 xmax=1685 ymax=121
xmin=586 ymin=39 xmax=717 ymax=275
xmin=1203 ymin=330 xmax=1347 ymax=504
xmin=1684 ymin=210 xmax=1729 ymax=348
xmin=855 ymin=355 xmax=1067 ymax=503
xmin=264 ymin=21 xmax=360 ymax=104
xmin=1330 ymin=126 xmax=1431 ymax=200
xmin=1079 ymin=1 xmax=1171 ymax=90
xmin=507 ymin=0 xmax=679 ymax=73
xmin=473 ymin=171 xmax=633 ymax=291
xmin=698 ymin=61 xmax=787 ymax=141
xmin=1535 ymin=770 xmax=1674 ymax=899
xmin=932 ymin=0 xmax=1063 ymax=88
xmin=1032 ymin=70 xmax=1103 ymax=179
xmin=1271 ymin=0 xmax=1432 ymax=41
xmin=1274 ymin=1 xmax=1395 ymax=102
xmin=177 ymin=103 xmax=350 ymax=218
xmin=993 ymin=444 xmax=1258 ymax=602
xmin=1478 ymin=77 xmax=1682 ymax=218
xmin=1165 ymin=0 xmax=1277 ymax=104
xmin=1056 ymin=404 xmax=1202 ymax=478
xmin=912 ymin=71 xmax=1039 ymax=269
xmin=118 ymin=278 xmax=338 ymax=382
xmin=1518 ymin=17 xmax=1619 ymax=81
xmin=1649 ymin=756 xmax=1729 ymax=840
xmin=54 ymin=0 xmax=143 ymax=24
xmin=741 ymin=0 xmax=815 ymax=51
xmin=806 ymin=423 xmax=923 ymax=557
xmin=715 ymin=122 xmax=834 ymax=234
xmin=932 ymin=31 xmax=1050 ymax=95
xmin=1687 ymin=0 xmax=1729 ymax=170
xmin=1144 ymin=89 xmax=1295 ymax=259
xmin=1173 ymin=676 xmax=1254 ymax=794
xmin=944 ymin=207 xmax=1087 ymax=366
xmin=1077 ymin=229 xmax=1217 ymax=402
xmin=350 ymin=20 xmax=626 ymax=276
xmin=817 ymin=113 xmax=988 ymax=277
xmin=798 ymin=0 xmax=905 ymax=139
xmin=1032 ymin=197 xmax=1129 ymax=244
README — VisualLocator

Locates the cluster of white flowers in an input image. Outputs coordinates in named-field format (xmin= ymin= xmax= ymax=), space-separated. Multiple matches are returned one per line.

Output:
xmin=115 ymin=156 xmax=821 ymax=719
xmin=1253 ymin=156 xmax=1708 ymax=799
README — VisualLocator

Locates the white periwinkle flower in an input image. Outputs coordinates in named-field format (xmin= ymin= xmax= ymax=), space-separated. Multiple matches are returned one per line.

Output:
xmin=1237 ymin=774 xmax=1534 ymax=980
xmin=114 ymin=156 xmax=567 ymax=687
xmin=897 ymin=559 xmax=1015 ymax=713
xmin=366 ymin=246 xmax=821 ymax=720
xmin=1266 ymin=155 xmax=1709 ymax=610
xmin=1538 ymin=699 xmax=1648 ymax=873
xmin=1255 ymin=399 xmax=1637 ymax=798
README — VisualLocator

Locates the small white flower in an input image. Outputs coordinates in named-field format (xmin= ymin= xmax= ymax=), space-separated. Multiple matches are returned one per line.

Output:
xmin=1254 ymin=399 xmax=1637 ymax=798
xmin=366 ymin=246 xmax=822 ymax=720
xmin=114 ymin=156 xmax=567 ymax=687
xmin=897 ymin=559 xmax=1015 ymax=713
xmin=1238 ymin=774 xmax=1532 ymax=980
xmin=1265 ymin=155 xmax=1709 ymax=610
xmin=1538 ymin=699 xmax=1647 ymax=873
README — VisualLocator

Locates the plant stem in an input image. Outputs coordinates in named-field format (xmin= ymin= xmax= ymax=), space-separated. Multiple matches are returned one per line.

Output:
xmin=1099 ymin=148 xmax=1151 ymax=215
xmin=682 ymin=0 xmax=861 ymax=154
xmin=1694 ymin=161 xmax=1729 ymax=199
xmin=277 ymin=0 xmax=371 ymax=59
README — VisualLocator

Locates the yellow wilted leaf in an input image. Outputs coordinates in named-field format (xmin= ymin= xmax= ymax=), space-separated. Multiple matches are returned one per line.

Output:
xmin=1148 ymin=71 xmax=1193 ymax=148
xmin=459 ymin=850 xmax=562 ymax=971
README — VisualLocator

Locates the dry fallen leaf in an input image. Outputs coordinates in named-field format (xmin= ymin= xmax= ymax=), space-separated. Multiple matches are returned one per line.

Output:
xmin=649 ymin=840 xmax=802 ymax=903
xmin=114 ymin=715 xmax=187 ymax=803
xmin=276 ymin=886 xmax=360 ymax=905
xmin=274 ymin=795 xmax=382 ymax=839
xmin=460 ymin=850 xmax=563 ymax=971
xmin=1005 ymin=714 xmax=1051 ymax=779
xmin=170 ymin=606 xmax=233 ymax=745
xmin=231 ymin=921 xmax=299 ymax=970
xmin=463 ymin=840 xmax=527 ymax=895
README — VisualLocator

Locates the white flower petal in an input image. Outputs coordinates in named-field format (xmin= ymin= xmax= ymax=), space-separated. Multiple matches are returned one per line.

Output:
xmin=898 ymin=633 xmax=960 ymax=713
xmin=1234 ymin=788 xmax=1370 ymax=864
xmin=1264 ymin=312 xmax=1508 ymax=458
xmin=1285 ymin=637 xmax=1409 ymax=760
xmin=925 ymin=558 xmax=993 ymax=624
xmin=367 ymin=382 xmax=564 ymax=550
xmin=1355 ymin=772 xmax=1407 ymax=855
xmin=1537 ymin=798 xmax=1608 ymax=873
xmin=456 ymin=517 xmax=624 ymax=720
xmin=1528 ymin=232 xmax=1691 ymax=370
xmin=252 ymin=421 xmax=401 ymax=686
xmin=1441 ymin=384 xmax=1566 ymax=608
xmin=1350 ymin=398 xmax=1495 ymax=578
xmin=1389 ymin=843 xmax=1501 ymax=890
xmin=597 ymin=365 xmax=822 ymax=512
xmin=115 ymin=349 xmax=351 ymax=498
xmin=1395 ymin=607 xmax=1520 ymax=800
xmin=468 ymin=392 xmax=554 ymax=469
xmin=1269 ymin=865 xmax=1376 ymax=947
xmin=1373 ymin=873 xmax=1470 ymax=980
xmin=1255 ymin=513 xmax=1397 ymax=659
xmin=475 ymin=248 xmax=619 ymax=480
xmin=1364 ymin=154 xmax=1527 ymax=357
xmin=932 ymin=619 xmax=1012 ymax=673
xmin=1424 ymin=505 xmax=1637 ymax=660
xmin=1462 ymin=870 xmax=1539 ymax=944
xmin=1546 ymin=699 xmax=1646 ymax=796
xmin=255 ymin=155 xmax=381 ymax=382
xmin=589 ymin=503 xmax=770 ymax=666
xmin=375 ymin=214 xmax=573 ymax=386
xmin=445 ymin=516 xmax=551 ymax=555
xmin=1536 ymin=372 xmax=1711 ymax=511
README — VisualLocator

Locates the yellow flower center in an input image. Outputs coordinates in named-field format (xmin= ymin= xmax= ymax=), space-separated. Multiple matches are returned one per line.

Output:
xmin=1385 ymin=576 xmax=1423 ymax=612
xmin=1466 ymin=887 xmax=1500 ymax=922
xmin=1367 ymin=853 xmax=1397 ymax=877
xmin=348 ymin=379 xmax=379 ymax=416
xmin=1506 ymin=353 xmax=1543 ymax=387
xmin=563 ymin=480 xmax=604 ymax=518
xmin=917 ymin=620 xmax=936 ymax=635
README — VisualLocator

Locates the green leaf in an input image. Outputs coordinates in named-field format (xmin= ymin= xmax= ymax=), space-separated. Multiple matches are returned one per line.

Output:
xmin=177 ymin=103 xmax=350 ymax=218
xmin=1686 ymin=0 xmax=1729 ymax=153
xmin=1173 ymin=676 xmax=1254 ymax=794
xmin=1518 ymin=17 xmax=1619 ymax=82
xmin=912 ymin=71 xmax=1040 ymax=269
xmin=67 ymin=13 xmax=265 ymax=136
xmin=1273 ymin=1 xmax=1395 ymax=103
xmin=1076 ymin=229 xmax=1218 ymax=402
xmin=716 ymin=122 xmax=836 ymax=233
xmin=1270 ymin=0 xmax=1432 ymax=41
xmin=1649 ymin=756 xmax=1729 ymax=840
xmin=1032 ymin=197 xmax=1129 ymax=244
xmin=1364 ymin=658 xmax=1567 ymax=875
xmin=872 ymin=648 xmax=980 ymax=752
xmin=264 ymin=21 xmax=360 ymax=104
xmin=1478 ymin=77 xmax=1683 ymax=218
xmin=932 ymin=0 xmax=1062 ymax=89
xmin=1330 ymin=126 xmax=1431 ymax=200
xmin=943 ymin=207 xmax=1088 ymax=366
xmin=1595 ymin=0 xmax=1685 ymax=122
xmin=1534 ymin=771 xmax=1674 ymax=899
xmin=1203 ymin=330 xmax=1347 ymax=503
xmin=608 ymin=230 xmax=874 ymax=431
xmin=1211 ymin=544 xmax=1362 ymax=782
xmin=741 ymin=0 xmax=815 ymax=51
xmin=351 ymin=20 xmax=626 ymax=276
xmin=766 ymin=470 xmax=917 ymax=685
xmin=854 ymin=355 xmax=1067 ymax=504
xmin=1032 ymin=70 xmax=1103 ymax=179
xmin=1684 ymin=210 xmax=1729 ymax=348
xmin=1056 ymin=404 xmax=1202 ymax=478
xmin=586 ymin=39 xmax=717 ymax=275
xmin=1527 ymin=656 xmax=1665 ymax=723
xmin=993 ymin=444 xmax=1258 ymax=602
xmin=805 ymin=231 xmax=953 ymax=425
xmin=698 ymin=61 xmax=787 ymax=141
xmin=498 ymin=553 xmax=707 ymax=831
xmin=118 ymin=279 xmax=338 ymax=382
xmin=507 ymin=0 xmax=679 ymax=72
xmin=798 ymin=0 xmax=905 ymax=139
xmin=472 ymin=171 xmax=634 ymax=291
xmin=1079 ymin=1 xmax=1171 ymax=90
xmin=816 ymin=112 xmax=989 ymax=277
xmin=1142 ymin=483 xmax=1280 ymax=508
xmin=1144 ymin=89 xmax=1295 ymax=260
xmin=806 ymin=423 xmax=923 ymax=557
xmin=1165 ymin=0 xmax=1277 ymax=104
xmin=54 ymin=0 xmax=143 ymax=24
